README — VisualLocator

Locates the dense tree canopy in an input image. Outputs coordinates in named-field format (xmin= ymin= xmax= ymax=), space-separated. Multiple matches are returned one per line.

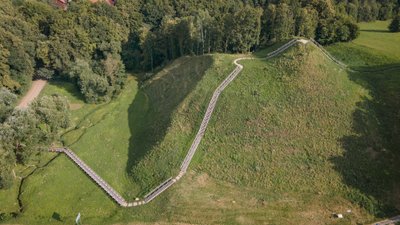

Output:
xmin=0 ymin=88 xmax=17 ymax=123
xmin=1 ymin=0 xmax=398 ymax=99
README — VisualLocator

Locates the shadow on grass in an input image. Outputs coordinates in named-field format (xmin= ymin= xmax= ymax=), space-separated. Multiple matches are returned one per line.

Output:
xmin=360 ymin=29 xmax=390 ymax=33
xmin=352 ymin=63 xmax=400 ymax=72
xmin=46 ymin=81 xmax=85 ymax=102
xmin=126 ymin=55 xmax=214 ymax=187
xmin=331 ymin=66 xmax=400 ymax=217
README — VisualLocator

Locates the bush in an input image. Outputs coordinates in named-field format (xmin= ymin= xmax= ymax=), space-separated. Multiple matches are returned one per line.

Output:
xmin=69 ymin=59 xmax=110 ymax=103
xmin=389 ymin=15 xmax=400 ymax=32
xmin=315 ymin=16 xmax=359 ymax=45
xmin=0 ymin=95 xmax=70 ymax=189
xmin=35 ymin=68 xmax=54 ymax=80
xmin=0 ymin=88 xmax=16 ymax=123
xmin=69 ymin=56 xmax=127 ymax=103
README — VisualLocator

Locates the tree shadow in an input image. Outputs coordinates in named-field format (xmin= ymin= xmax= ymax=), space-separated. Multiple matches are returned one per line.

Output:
xmin=352 ymin=63 xmax=400 ymax=72
xmin=126 ymin=55 xmax=214 ymax=186
xmin=360 ymin=29 xmax=390 ymax=33
xmin=331 ymin=65 xmax=400 ymax=217
xmin=46 ymin=81 xmax=85 ymax=102
xmin=121 ymin=32 xmax=141 ymax=72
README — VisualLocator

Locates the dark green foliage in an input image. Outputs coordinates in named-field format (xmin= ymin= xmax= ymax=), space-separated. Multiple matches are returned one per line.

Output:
xmin=262 ymin=3 xmax=295 ymax=43
xmin=35 ymin=68 xmax=54 ymax=80
xmin=337 ymin=0 xmax=399 ymax=22
xmin=260 ymin=1 xmax=360 ymax=45
xmin=0 ymin=0 xmax=131 ymax=102
xmin=2 ymin=0 xmax=387 ymax=96
xmin=0 ymin=44 xmax=18 ymax=90
xmin=0 ymin=95 xmax=70 ymax=189
xmin=0 ymin=88 xmax=16 ymax=123
xmin=389 ymin=15 xmax=400 ymax=32
xmin=295 ymin=7 xmax=319 ymax=38
xmin=30 ymin=95 xmax=71 ymax=135
xmin=316 ymin=16 xmax=359 ymax=44
xmin=223 ymin=6 xmax=263 ymax=52
xmin=69 ymin=59 xmax=110 ymax=103
xmin=68 ymin=54 xmax=126 ymax=103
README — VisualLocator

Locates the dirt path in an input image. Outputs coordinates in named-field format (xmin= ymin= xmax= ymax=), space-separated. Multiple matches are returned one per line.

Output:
xmin=17 ymin=80 xmax=47 ymax=109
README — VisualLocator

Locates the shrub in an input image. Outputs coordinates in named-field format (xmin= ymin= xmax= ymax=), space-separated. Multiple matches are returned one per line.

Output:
xmin=389 ymin=15 xmax=400 ymax=32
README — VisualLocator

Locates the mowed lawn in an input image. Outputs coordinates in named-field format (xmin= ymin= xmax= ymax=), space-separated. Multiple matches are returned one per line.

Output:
xmin=355 ymin=21 xmax=400 ymax=60
xmin=327 ymin=20 xmax=400 ymax=68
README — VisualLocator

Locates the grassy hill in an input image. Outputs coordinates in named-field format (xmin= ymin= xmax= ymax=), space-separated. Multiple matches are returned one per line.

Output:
xmin=326 ymin=20 xmax=400 ymax=219
xmin=1 ymin=21 xmax=399 ymax=225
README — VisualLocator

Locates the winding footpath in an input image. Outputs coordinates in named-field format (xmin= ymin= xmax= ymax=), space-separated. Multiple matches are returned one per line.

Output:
xmin=48 ymin=37 xmax=400 ymax=224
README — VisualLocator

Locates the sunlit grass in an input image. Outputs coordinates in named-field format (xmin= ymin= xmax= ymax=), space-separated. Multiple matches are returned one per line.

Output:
xmin=3 ymin=21 xmax=400 ymax=224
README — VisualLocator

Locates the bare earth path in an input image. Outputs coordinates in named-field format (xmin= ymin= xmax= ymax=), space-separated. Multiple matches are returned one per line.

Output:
xmin=17 ymin=79 xmax=47 ymax=109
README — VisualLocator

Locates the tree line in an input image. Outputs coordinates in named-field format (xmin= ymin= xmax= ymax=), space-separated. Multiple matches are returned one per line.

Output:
xmin=1 ymin=0 xmax=399 ymax=102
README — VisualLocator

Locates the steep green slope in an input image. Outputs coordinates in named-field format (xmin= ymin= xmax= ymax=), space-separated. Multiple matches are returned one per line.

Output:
xmin=9 ymin=54 xmax=237 ymax=224
xmin=5 ymin=39 xmax=398 ymax=224
xmin=326 ymin=21 xmax=400 ymax=219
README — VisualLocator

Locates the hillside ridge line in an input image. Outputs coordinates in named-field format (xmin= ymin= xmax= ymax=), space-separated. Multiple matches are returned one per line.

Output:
xmin=50 ymin=38 xmax=356 ymax=208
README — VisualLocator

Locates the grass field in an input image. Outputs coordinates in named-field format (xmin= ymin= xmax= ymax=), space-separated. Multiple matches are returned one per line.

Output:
xmin=326 ymin=20 xmax=400 ymax=219
xmin=1 ymin=21 xmax=399 ymax=225
xmin=327 ymin=20 xmax=400 ymax=68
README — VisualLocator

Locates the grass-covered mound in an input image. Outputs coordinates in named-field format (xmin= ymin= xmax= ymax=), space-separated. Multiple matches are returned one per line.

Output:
xmin=4 ymin=34 xmax=399 ymax=224
xmin=8 ymin=54 xmax=237 ymax=224
xmin=326 ymin=20 xmax=400 ymax=219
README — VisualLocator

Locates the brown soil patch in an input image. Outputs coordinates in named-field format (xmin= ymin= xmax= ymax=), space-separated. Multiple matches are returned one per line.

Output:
xmin=17 ymin=80 xmax=47 ymax=109
xmin=69 ymin=103 xmax=83 ymax=110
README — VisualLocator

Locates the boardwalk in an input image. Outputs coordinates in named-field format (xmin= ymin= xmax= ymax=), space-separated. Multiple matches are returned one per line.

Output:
xmin=371 ymin=215 xmax=400 ymax=225
xmin=52 ymin=39 xmax=353 ymax=207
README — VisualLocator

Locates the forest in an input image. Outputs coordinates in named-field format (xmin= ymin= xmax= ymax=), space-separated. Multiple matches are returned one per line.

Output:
xmin=0 ymin=0 xmax=399 ymax=189
xmin=0 ymin=0 xmax=399 ymax=98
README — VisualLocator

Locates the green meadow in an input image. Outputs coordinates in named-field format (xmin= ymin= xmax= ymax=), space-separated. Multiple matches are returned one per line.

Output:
xmin=0 ymin=21 xmax=399 ymax=225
